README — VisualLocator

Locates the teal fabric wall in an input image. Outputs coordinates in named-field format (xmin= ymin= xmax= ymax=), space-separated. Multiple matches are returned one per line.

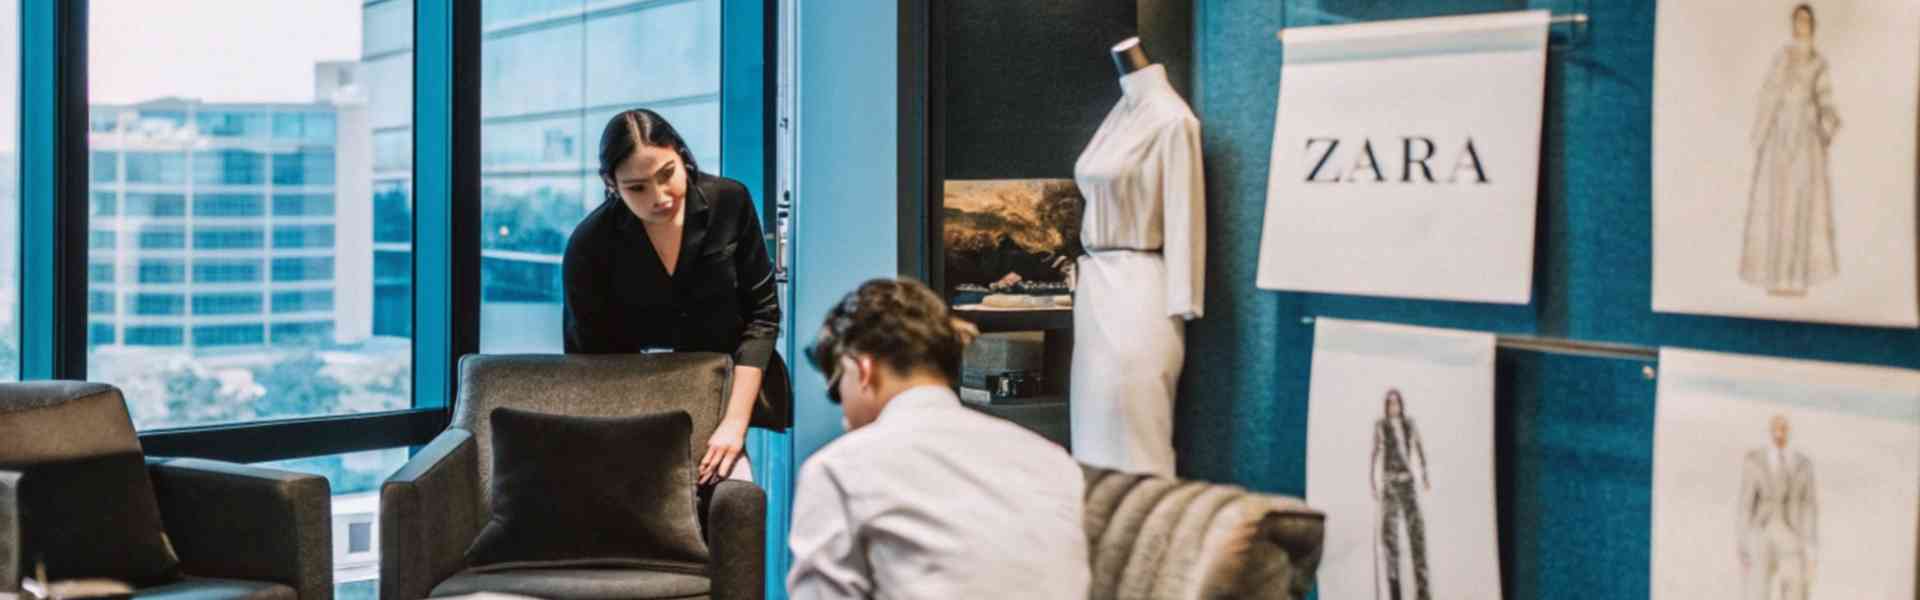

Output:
xmin=1182 ymin=1 xmax=1920 ymax=596
xmin=791 ymin=1 xmax=899 ymax=470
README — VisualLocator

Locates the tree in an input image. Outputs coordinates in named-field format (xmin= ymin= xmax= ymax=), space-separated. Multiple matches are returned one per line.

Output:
xmin=158 ymin=360 xmax=254 ymax=428
xmin=252 ymin=351 xmax=347 ymax=420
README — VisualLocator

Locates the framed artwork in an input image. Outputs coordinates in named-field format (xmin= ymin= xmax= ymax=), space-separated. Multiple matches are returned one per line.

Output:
xmin=941 ymin=179 xmax=1081 ymax=310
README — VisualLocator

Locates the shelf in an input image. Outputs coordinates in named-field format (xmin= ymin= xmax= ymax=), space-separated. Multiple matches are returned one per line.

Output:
xmin=954 ymin=308 xmax=1073 ymax=332
xmin=962 ymin=398 xmax=1069 ymax=448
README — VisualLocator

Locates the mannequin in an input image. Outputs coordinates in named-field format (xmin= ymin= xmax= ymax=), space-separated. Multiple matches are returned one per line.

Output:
xmin=1111 ymin=36 xmax=1151 ymax=76
xmin=1071 ymin=38 xmax=1206 ymax=476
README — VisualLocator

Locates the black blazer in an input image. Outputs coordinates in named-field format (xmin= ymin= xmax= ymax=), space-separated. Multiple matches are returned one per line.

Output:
xmin=562 ymin=173 xmax=781 ymax=371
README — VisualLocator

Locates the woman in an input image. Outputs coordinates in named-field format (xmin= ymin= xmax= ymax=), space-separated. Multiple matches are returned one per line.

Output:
xmin=1743 ymin=3 xmax=1841 ymax=296
xmin=563 ymin=109 xmax=780 ymax=485
xmin=1370 ymin=389 xmax=1429 ymax=600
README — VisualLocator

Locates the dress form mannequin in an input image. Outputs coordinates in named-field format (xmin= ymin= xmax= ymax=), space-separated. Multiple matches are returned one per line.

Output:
xmin=1111 ymin=36 xmax=1152 ymax=76
xmin=1071 ymin=36 xmax=1206 ymax=476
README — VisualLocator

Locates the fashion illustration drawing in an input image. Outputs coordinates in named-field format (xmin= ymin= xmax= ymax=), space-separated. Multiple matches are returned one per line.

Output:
xmin=1371 ymin=388 xmax=1431 ymax=600
xmin=1743 ymin=3 xmax=1841 ymax=296
xmin=1739 ymin=414 xmax=1818 ymax=600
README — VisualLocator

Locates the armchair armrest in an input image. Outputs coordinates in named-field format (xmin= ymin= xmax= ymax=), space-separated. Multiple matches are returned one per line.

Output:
xmin=701 ymin=479 xmax=766 ymax=600
xmin=1260 ymin=501 xmax=1325 ymax=600
xmin=146 ymin=458 xmax=332 ymax=600
xmin=381 ymin=429 xmax=482 ymax=600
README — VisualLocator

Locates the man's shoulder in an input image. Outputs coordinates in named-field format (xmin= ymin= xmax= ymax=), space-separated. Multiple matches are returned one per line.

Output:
xmin=800 ymin=427 xmax=892 ymax=475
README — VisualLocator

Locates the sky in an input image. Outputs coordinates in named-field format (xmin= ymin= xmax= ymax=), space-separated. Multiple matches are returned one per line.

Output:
xmin=89 ymin=0 xmax=363 ymax=105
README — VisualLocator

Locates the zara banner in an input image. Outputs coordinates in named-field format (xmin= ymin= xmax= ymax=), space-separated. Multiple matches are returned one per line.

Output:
xmin=1257 ymin=11 xmax=1549 ymax=304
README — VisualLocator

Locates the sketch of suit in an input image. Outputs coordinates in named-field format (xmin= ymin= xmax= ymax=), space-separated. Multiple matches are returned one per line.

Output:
xmin=1739 ymin=447 xmax=1817 ymax=600
xmin=1372 ymin=417 xmax=1430 ymax=600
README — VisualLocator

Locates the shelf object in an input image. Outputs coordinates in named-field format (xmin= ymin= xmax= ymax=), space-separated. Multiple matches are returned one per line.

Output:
xmin=954 ymin=308 xmax=1073 ymax=333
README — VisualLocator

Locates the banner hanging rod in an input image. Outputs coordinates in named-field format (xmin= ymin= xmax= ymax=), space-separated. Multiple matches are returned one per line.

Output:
xmin=1298 ymin=316 xmax=1660 ymax=373
xmin=1275 ymin=12 xmax=1590 ymax=42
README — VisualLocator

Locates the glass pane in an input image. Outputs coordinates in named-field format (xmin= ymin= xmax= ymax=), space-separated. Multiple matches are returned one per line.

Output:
xmin=478 ymin=0 xmax=722 ymax=353
xmin=254 ymin=447 xmax=411 ymax=598
xmin=193 ymin=258 xmax=262 ymax=284
xmin=88 ymin=1 xmax=414 ymax=430
xmin=192 ymin=293 xmax=263 ymax=316
xmin=482 ymin=0 xmax=582 ymax=30
xmin=195 ymin=193 xmax=265 ymax=218
xmin=275 ymin=193 xmax=336 ymax=217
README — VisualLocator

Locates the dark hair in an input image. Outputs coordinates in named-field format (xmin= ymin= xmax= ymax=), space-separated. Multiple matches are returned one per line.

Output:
xmin=805 ymin=278 xmax=978 ymax=390
xmin=1384 ymin=389 xmax=1405 ymax=416
xmin=1793 ymin=4 xmax=1815 ymax=33
xmin=597 ymin=109 xmax=701 ymax=192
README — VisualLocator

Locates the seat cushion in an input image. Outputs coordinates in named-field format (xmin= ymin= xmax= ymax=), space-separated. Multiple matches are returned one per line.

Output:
xmin=430 ymin=567 xmax=712 ymax=600
xmin=133 ymin=578 xmax=296 ymax=600
xmin=466 ymin=408 xmax=709 ymax=569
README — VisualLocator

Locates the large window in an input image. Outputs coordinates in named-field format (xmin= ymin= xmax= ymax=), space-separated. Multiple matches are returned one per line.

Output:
xmin=88 ymin=1 xmax=413 ymax=431
xmin=477 ymin=0 xmax=722 ymax=353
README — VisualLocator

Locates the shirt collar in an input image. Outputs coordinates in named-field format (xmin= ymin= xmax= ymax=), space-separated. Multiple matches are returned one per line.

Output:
xmin=876 ymin=385 xmax=960 ymax=422
xmin=1120 ymin=64 xmax=1171 ymax=101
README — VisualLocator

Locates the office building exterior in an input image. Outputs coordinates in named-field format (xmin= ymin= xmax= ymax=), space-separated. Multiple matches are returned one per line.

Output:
xmin=86 ymin=68 xmax=374 ymax=354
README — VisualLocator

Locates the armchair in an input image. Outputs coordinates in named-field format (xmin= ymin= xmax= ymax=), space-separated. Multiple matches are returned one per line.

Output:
xmin=380 ymin=353 xmax=765 ymax=600
xmin=0 ymin=382 xmax=333 ymax=600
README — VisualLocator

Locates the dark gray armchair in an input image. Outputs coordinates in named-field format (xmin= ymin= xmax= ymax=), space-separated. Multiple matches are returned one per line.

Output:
xmin=380 ymin=353 xmax=766 ymax=600
xmin=0 ymin=382 xmax=334 ymax=600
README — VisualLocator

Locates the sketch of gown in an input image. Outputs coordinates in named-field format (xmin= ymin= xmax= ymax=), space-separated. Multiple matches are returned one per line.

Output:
xmin=1742 ymin=43 xmax=1841 ymax=296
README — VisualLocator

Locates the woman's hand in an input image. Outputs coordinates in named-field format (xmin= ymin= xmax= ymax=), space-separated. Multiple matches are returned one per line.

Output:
xmin=699 ymin=419 xmax=749 ymax=485
xmin=700 ymin=364 xmax=763 ymax=485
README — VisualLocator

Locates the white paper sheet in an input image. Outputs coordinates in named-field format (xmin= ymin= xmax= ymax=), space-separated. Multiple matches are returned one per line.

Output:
xmin=1652 ymin=349 xmax=1920 ymax=600
xmin=1307 ymin=318 xmax=1501 ymax=600
xmin=1258 ymin=11 xmax=1548 ymax=304
xmin=1652 ymin=1 xmax=1920 ymax=327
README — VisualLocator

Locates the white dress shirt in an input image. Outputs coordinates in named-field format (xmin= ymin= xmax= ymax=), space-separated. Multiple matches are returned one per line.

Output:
xmin=787 ymin=386 xmax=1090 ymax=600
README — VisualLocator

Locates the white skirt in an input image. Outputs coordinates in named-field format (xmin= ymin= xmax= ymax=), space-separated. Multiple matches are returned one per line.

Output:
xmin=1071 ymin=250 xmax=1185 ymax=477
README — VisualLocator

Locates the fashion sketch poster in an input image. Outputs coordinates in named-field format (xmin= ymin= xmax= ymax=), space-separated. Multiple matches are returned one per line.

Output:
xmin=1308 ymin=318 xmax=1500 ymax=600
xmin=1652 ymin=348 xmax=1920 ymax=600
xmin=1653 ymin=0 xmax=1919 ymax=327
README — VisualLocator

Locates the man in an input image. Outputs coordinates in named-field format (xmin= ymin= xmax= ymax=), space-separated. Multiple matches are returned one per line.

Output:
xmin=787 ymin=278 xmax=1090 ymax=599
xmin=1738 ymin=414 xmax=1817 ymax=600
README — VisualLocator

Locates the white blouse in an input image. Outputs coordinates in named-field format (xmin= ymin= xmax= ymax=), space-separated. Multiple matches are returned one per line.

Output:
xmin=1073 ymin=64 xmax=1207 ymax=320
